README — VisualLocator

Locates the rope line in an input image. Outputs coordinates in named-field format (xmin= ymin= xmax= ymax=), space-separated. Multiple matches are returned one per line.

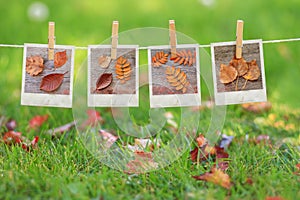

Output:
xmin=0 ymin=37 xmax=300 ymax=50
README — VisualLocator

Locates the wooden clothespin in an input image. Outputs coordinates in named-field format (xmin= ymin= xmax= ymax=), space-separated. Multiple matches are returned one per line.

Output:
xmin=111 ymin=21 xmax=119 ymax=60
xmin=48 ymin=22 xmax=55 ymax=60
xmin=235 ymin=20 xmax=244 ymax=59
xmin=169 ymin=20 xmax=177 ymax=58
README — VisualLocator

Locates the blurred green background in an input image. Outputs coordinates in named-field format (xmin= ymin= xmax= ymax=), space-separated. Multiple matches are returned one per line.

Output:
xmin=1 ymin=0 xmax=300 ymax=112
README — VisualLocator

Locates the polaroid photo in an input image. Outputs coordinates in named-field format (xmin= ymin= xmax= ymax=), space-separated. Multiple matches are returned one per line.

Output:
xmin=211 ymin=39 xmax=267 ymax=105
xmin=21 ymin=43 xmax=75 ymax=108
xmin=148 ymin=44 xmax=201 ymax=108
xmin=88 ymin=45 xmax=139 ymax=107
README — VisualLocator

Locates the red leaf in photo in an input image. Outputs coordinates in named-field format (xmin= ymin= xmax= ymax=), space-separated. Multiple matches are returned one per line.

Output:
xmin=192 ymin=167 xmax=231 ymax=189
xmin=40 ymin=72 xmax=65 ymax=92
xmin=3 ymin=131 xmax=22 ymax=145
xmin=29 ymin=115 xmax=48 ymax=129
xmin=96 ymin=73 xmax=113 ymax=90
xmin=54 ymin=50 xmax=68 ymax=68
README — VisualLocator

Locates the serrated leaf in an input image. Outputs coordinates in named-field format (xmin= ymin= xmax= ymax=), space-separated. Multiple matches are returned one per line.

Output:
xmin=171 ymin=49 xmax=196 ymax=66
xmin=40 ymin=72 xmax=65 ymax=92
xmin=152 ymin=51 xmax=169 ymax=67
xmin=115 ymin=56 xmax=132 ymax=84
xmin=26 ymin=55 xmax=44 ymax=76
xmin=96 ymin=73 xmax=113 ymax=90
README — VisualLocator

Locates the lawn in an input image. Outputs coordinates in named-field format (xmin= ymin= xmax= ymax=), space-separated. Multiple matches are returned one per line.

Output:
xmin=0 ymin=0 xmax=300 ymax=199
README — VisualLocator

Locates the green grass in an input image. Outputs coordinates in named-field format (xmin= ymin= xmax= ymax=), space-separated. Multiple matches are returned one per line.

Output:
xmin=1 ymin=0 xmax=300 ymax=199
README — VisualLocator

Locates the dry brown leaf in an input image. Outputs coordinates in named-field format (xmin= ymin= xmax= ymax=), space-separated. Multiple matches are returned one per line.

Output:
xmin=40 ymin=72 xmax=65 ymax=92
xmin=96 ymin=73 xmax=113 ymax=90
xmin=170 ymin=50 xmax=196 ymax=66
xmin=125 ymin=151 xmax=158 ymax=174
xmin=26 ymin=55 xmax=44 ymax=76
xmin=54 ymin=50 xmax=68 ymax=68
xmin=229 ymin=57 xmax=248 ymax=76
xmin=152 ymin=51 xmax=169 ymax=67
xmin=165 ymin=66 xmax=189 ymax=93
xmin=219 ymin=64 xmax=238 ymax=84
xmin=243 ymin=59 xmax=260 ymax=81
xmin=265 ymin=196 xmax=286 ymax=200
xmin=98 ymin=55 xmax=111 ymax=68
xmin=192 ymin=167 xmax=231 ymax=189
xmin=115 ymin=56 xmax=132 ymax=84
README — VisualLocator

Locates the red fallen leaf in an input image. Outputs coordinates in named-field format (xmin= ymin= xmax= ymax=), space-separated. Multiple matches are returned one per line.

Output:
xmin=46 ymin=121 xmax=76 ymax=136
xmin=5 ymin=119 xmax=17 ymax=131
xmin=294 ymin=163 xmax=300 ymax=176
xmin=80 ymin=109 xmax=104 ymax=129
xmin=96 ymin=73 xmax=113 ymax=90
xmin=40 ymin=72 xmax=66 ymax=92
xmin=242 ymin=102 xmax=272 ymax=114
xmin=245 ymin=177 xmax=253 ymax=185
xmin=54 ymin=50 xmax=68 ymax=68
xmin=3 ymin=131 xmax=22 ymax=145
xmin=192 ymin=167 xmax=231 ymax=189
xmin=99 ymin=129 xmax=118 ymax=149
xmin=29 ymin=115 xmax=48 ymax=129
xmin=22 ymin=136 xmax=39 ymax=151
xmin=215 ymin=146 xmax=229 ymax=171
xmin=125 ymin=151 xmax=158 ymax=174
xmin=265 ymin=196 xmax=285 ymax=200
xmin=196 ymin=134 xmax=208 ymax=147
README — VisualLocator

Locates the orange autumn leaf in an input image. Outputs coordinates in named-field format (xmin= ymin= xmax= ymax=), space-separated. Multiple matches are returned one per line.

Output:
xmin=294 ymin=163 xmax=300 ymax=176
xmin=192 ymin=167 xmax=231 ymax=189
xmin=265 ymin=196 xmax=286 ymax=200
xmin=29 ymin=115 xmax=49 ymax=129
xmin=26 ymin=55 xmax=44 ymax=76
xmin=54 ymin=50 xmax=68 ymax=68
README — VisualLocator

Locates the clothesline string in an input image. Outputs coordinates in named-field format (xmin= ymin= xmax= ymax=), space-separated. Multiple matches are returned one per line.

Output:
xmin=0 ymin=37 xmax=300 ymax=50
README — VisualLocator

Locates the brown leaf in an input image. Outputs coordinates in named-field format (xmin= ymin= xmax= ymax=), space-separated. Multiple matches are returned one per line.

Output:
xmin=98 ymin=55 xmax=111 ymax=68
xmin=293 ymin=163 xmax=300 ymax=176
xmin=243 ymin=59 xmax=260 ymax=81
xmin=54 ymin=50 xmax=68 ymax=68
xmin=242 ymin=102 xmax=272 ymax=114
xmin=192 ymin=167 xmax=231 ymax=189
xmin=170 ymin=50 xmax=196 ymax=66
xmin=40 ymin=72 xmax=65 ymax=92
xmin=26 ymin=55 xmax=44 ymax=76
xmin=229 ymin=57 xmax=248 ymax=76
xmin=96 ymin=73 xmax=113 ymax=90
xmin=152 ymin=51 xmax=169 ymax=67
xmin=219 ymin=64 xmax=238 ymax=84
xmin=115 ymin=56 xmax=132 ymax=84
xmin=99 ymin=129 xmax=118 ymax=149
xmin=165 ymin=66 xmax=189 ymax=93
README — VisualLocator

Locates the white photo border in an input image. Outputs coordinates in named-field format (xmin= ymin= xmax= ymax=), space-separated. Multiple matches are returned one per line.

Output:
xmin=88 ymin=45 xmax=139 ymax=107
xmin=211 ymin=39 xmax=267 ymax=105
xmin=21 ymin=43 xmax=75 ymax=108
xmin=148 ymin=44 xmax=201 ymax=108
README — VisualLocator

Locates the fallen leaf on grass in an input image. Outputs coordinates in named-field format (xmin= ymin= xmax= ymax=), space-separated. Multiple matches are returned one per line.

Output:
xmin=80 ymin=109 xmax=104 ymax=129
xmin=245 ymin=177 xmax=253 ymax=185
xmin=125 ymin=151 xmax=158 ymax=174
xmin=46 ymin=121 xmax=76 ymax=136
xmin=26 ymin=55 xmax=44 ymax=76
xmin=5 ymin=119 xmax=17 ymax=131
xmin=54 ymin=50 xmax=68 ymax=68
xmin=40 ymin=72 xmax=65 ymax=92
xmin=192 ymin=167 xmax=231 ymax=189
xmin=294 ymin=163 xmax=300 ymax=176
xmin=255 ymin=134 xmax=270 ymax=144
xmin=2 ymin=131 xmax=39 ymax=152
xmin=29 ymin=115 xmax=48 ymax=130
xmin=99 ymin=129 xmax=118 ymax=149
xmin=22 ymin=136 xmax=39 ymax=152
xmin=242 ymin=102 xmax=272 ymax=114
